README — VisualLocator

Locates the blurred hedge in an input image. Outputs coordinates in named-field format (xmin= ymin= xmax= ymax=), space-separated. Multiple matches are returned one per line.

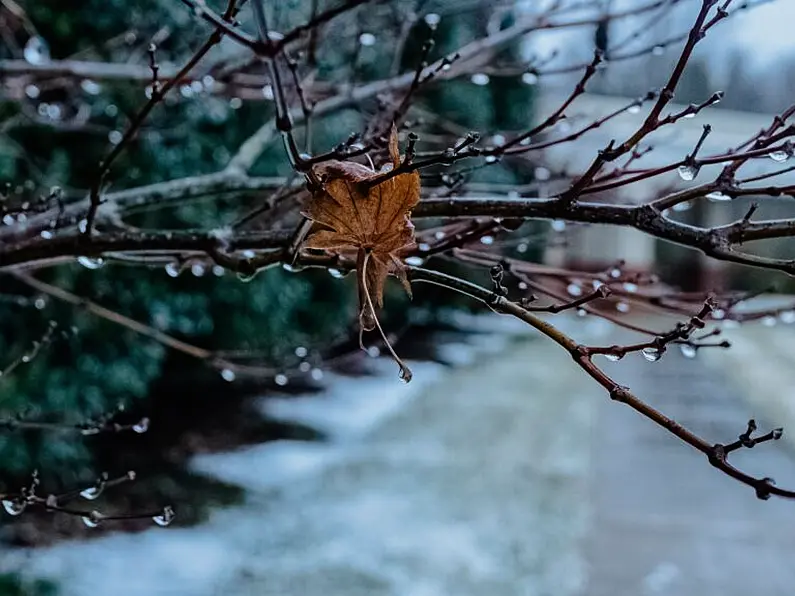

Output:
xmin=0 ymin=0 xmax=536 ymax=488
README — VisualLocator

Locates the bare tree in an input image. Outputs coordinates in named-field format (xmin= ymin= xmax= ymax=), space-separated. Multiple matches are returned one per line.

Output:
xmin=3 ymin=0 xmax=795 ymax=526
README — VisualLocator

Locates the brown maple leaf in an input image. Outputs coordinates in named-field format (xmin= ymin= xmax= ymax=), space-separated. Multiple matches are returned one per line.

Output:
xmin=301 ymin=126 xmax=420 ymax=381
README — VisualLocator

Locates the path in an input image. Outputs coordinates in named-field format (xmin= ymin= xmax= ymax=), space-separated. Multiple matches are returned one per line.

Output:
xmin=3 ymin=316 xmax=795 ymax=595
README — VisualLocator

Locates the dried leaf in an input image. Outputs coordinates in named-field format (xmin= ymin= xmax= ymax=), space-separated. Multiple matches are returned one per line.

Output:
xmin=301 ymin=126 xmax=420 ymax=381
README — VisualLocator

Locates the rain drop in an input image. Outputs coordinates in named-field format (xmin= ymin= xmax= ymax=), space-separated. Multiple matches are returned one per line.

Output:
xmin=2 ymin=498 xmax=25 ymax=516
xmin=274 ymin=373 xmax=288 ymax=386
xmin=551 ymin=220 xmax=566 ymax=232
xmin=24 ymin=36 xmax=50 ymax=65
xmin=762 ymin=315 xmax=777 ymax=327
xmin=405 ymin=256 xmax=425 ymax=266
xmin=359 ymin=32 xmax=376 ymax=46
xmin=652 ymin=45 xmax=665 ymax=56
xmin=190 ymin=262 xmax=206 ymax=277
xmin=77 ymin=256 xmax=104 ymax=270
xmin=328 ymin=268 xmax=345 ymax=279
xmin=108 ymin=130 xmax=123 ymax=145
xmin=628 ymin=104 xmax=641 ymax=114
xmin=623 ymin=282 xmax=638 ymax=293
xmin=81 ymin=511 xmax=102 ymax=528
xmin=221 ymin=368 xmax=236 ymax=382
xmin=779 ymin=310 xmax=795 ymax=324
xmin=424 ymin=13 xmax=441 ymax=26
xmin=212 ymin=265 xmax=225 ymax=277
xmin=521 ymin=72 xmax=538 ymax=85
xmin=616 ymin=301 xmax=630 ymax=313
xmin=34 ymin=297 xmax=46 ymax=310
xmin=299 ymin=361 xmax=311 ymax=372
xmin=2 ymin=214 xmax=14 ymax=226
xmin=672 ymin=201 xmax=691 ymax=212
xmin=677 ymin=164 xmax=699 ymax=181
xmin=80 ymin=79 xmax=102 ymax=95
xmin=152 ymin=506 xmax=175 ymax=527
xmin=294 ymin=346 xmax=308 ymax=358
xmin=434 ymin=231 xmax=446 ymax=240
xmin=480 ymin=236 xmax=494 ymax=245
xmin=680 ymin=344 xmax=697 ymax=359
xmin=262 ymin=84 xmax=274 ymax=100
xmin=310 ymin=368 xmax=324 ymax=381
xmin=769 ymin=150 xmax=790 ymax=163
xmin=40 ymin=230 xmax=54 ymax=239
xmin=132 ymin=417 xmax=150 ymax=434
xmin=25 ymin=84 xmax=40 ymax=99
xmin=165 ymin=262 xmax=181 ymax=278
xmin=567 ymin=283 xmax=582 ymax=297
xmin=706 ymin=191 xmax=731 ymax=202
xmin=470 ymin=73 xmax=490 ymax=86
xmin=366 ymin=346 xmax=380 ymax=358
xmin=604 ymin=353 xmax=623 ymax=362
xmin=641 ymin=347 xmax=663 ymax=362
xmin=609 ymin=268 xmax=622 ymax=279
xmin=80 ymin=485 xmax=104 ymax=501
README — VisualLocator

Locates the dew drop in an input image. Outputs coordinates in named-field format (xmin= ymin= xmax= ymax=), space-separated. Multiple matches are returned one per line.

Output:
xmin=609 ymin=268 xmax=622 ymax=279
xmin=517 ymin=243 xmax=528 ymax=253
xmin=2 ymin=498 xmax=25 ymax=516
xmin=152 ymin=505 xmax=175 ymax=527
xmin=479 ymin=235 xmax=494 ymax=245
xmin=434 ymin=231 xmax=446 ymax=240
xmin=652 ymin=45 xmax=665 ymax=56
xmin=132 ymin=417 xmax=150 ymax=434
xmin=262 ymin=84 xmax=274 ymax=100
xmin=405 ymin=256 xmax=425 ymax=266
xmin=470 ymin=73 xmax=490 ymax=86
xmin=294 ymin=346 xmax=308 ymax=358
xmin=2 ymin=214 xmax=14 ymax=226
xmin=677 ymin=164 xmax=699 ymax=181
xmin=108 ymin=130 xmax=123 ymax=145
xmin=616 ymin=301 xmax=630 ymax=313
xmin=212 ymin=265 xmax=225 ymax=277
xmin=672 ymin=201 xmax=692 ymax=212
xmin=641 ymin=347 xmax=663 ymax=362
xmin=628 ymin=104 xmax=641 ymax=114
xmin=518 ymin=281 xmax=528 ymax=290
xmin=299 ymin=361 xmax=311 ymax=372
xmin=604 ymin=353 xmax=623 ymax=362
xmin=190 ymin=262 xmax=205 ymax=277
xmin=680 ymin=344 xmax=697 ymax=359
xmin=769 ymin=150 xmax=790 ymax=163
xmin=310 ymin=368 xmax=324 ymax=381
xmin=25 ymin=84 xmax=40 ymax=99
xmin=274 ymin=373 xmax=288 ymax=386
xmin=77 ymin=256 xmax=104 ymax=270
xmin=521 ymin=72 xmax=538 ymax=85
xmin=762 ymin=315 xmax=777 ymax=327
xmin=366 ymin=346 xmax=381 ymax=358
xmin=220 ymin=368 xmax=236 ymax=382
xmin=551 ymin=220 xmax=566 ymax=232
xmin=40 ymin=230 xmax=53 ymax=239
xmin=34 ymin=297 xmax=46 ymax=310
xmin=328 ymin=268 xmax=345 ymax=279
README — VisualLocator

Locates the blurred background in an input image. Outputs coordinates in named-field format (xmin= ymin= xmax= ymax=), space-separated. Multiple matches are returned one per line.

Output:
xmin=2 ymin=0 xmax=795 ymax=594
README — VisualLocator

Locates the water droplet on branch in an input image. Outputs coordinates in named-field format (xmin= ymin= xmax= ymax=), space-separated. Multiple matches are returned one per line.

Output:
xmin=2 ymin=498 xmax=26 ymax=516
xmin=152 ymin=506 xmax=175 ymax=527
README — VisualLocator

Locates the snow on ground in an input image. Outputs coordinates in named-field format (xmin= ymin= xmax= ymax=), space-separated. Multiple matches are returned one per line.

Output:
xmin=1 ymin=317 xmax=597 ymax=596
